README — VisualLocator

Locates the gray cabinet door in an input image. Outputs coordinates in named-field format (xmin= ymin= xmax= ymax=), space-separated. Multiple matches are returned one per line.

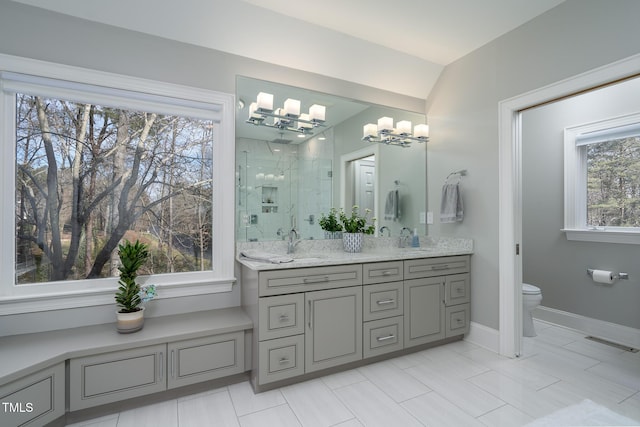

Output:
xmin=305 ymin=286 xmax=362 ymax=373
xmin=167 ymin=332 xmax=245 ymax=389
xmin=0 ymin=362 xmax=65 ymax=427
xmin=69 ymin=344 xmax=166 ymax=411
xmin=404 ymin=277 xmax=445 ymax=347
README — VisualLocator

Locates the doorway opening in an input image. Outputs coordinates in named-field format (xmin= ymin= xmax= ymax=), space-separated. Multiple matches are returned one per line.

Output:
xmin=498 ymin=54 xmax=640 ymax=358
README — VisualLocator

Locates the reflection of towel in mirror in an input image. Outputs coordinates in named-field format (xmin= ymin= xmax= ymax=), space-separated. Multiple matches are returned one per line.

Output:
xmin=440 ymin=183 xmax=464 ymax=223
xmin=384 ymin=190 xmax=400 ymax=221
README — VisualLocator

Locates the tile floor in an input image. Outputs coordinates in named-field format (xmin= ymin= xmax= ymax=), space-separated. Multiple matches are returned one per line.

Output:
xmin=67 ymin=320 xmax=640 ymax=427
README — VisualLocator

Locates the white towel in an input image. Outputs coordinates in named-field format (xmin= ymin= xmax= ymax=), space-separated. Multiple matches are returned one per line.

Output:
xmin=440 ymin=183 xmax=464 ymax=223
xmin=384 ymin=190 xmax=400 ymax=221
xmin=240 ymin=250 xmax=293 ymax=264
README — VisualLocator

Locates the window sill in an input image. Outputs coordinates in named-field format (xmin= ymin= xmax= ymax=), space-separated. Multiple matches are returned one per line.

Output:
xmin=562 ymin=228 xmax=640 ymax=245
xmin=0 ymin=278 xmax=236 ymax=315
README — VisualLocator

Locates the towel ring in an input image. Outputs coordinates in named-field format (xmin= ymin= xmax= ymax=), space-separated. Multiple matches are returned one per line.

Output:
xmin=445 ymin=169 xmax=467 ymax=184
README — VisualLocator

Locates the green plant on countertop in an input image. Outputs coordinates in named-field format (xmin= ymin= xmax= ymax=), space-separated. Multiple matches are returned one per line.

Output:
xmin=319 ymin=207 xmax=343 ymax=232
xmin=339 ymin=205 xmax=376 ymax=235
xmin=114 ymin=240 xmax=151 ymax=313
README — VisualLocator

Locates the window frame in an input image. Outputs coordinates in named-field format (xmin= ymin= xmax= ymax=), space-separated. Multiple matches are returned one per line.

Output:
xmin=0 ymin=54 xmax=236 ymax=314
xmin=563 ymin=112 xmax=640 ymax=244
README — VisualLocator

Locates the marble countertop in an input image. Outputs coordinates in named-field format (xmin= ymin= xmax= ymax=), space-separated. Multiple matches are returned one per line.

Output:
xmin=237 ymin=236 xmax=473 ymax=271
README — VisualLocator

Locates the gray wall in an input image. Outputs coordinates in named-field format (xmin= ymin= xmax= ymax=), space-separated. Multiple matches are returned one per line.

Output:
xmin=0 ymin=0 xmax=422 ymax=336
xmin=522 ymin=77 xmax=640 ymax=329
xmin=426 ymin=0 xmax=640 ymax=330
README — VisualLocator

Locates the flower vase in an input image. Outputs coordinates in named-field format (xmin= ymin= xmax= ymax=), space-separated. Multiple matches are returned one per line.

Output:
xmin=342 ymin=232 xmax=364 ymax=253
xmin=116 ymin=307 xmax=145 ymax=334
xmin=324 ymin=231 xmax=342 ymax=240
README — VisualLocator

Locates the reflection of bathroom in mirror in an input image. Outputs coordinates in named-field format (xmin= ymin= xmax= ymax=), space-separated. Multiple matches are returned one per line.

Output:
xmin=236 ymin=76 xmax=426 ymax=242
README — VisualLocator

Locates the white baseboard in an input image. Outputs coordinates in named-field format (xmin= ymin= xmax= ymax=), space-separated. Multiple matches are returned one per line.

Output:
xmin=464 ymin=321 xmax=500 ymax=353
xmin=534 ymin=306 xmax=640 ymax=349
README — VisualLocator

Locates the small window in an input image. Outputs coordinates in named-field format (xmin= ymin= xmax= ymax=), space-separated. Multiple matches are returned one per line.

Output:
xmin=564 ymin=114 xmax=640 ymax=244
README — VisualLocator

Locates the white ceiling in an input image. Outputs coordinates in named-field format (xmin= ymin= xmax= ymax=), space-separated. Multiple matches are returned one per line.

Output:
xmin=13 ymin=0 xmax=564 ymax=98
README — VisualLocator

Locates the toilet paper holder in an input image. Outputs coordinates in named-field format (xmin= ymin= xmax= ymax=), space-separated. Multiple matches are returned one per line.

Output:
xmin=587 ymin=269 xmax=629 ymax=280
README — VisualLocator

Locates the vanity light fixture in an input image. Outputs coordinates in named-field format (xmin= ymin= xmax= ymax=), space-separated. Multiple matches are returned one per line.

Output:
xmin=362 ymin=117 xmax=429 ymax=147
xmin=247 ymin=91 xmax=326 ymax=135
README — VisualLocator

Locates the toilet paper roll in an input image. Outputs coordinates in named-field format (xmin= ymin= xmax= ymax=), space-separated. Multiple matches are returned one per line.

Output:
xmin=592 ymin=269 xmax=615 ymax=284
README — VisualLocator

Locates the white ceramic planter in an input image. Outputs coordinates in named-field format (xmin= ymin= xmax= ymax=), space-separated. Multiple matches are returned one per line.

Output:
xmin=342 ymin=232 xmax=364 ymax=253
xmin=116 ymin=307 xmax=145 ymax=334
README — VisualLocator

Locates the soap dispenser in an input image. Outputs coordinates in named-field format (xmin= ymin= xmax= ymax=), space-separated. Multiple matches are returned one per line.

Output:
xmin=411 ymin=228 xmax=420 ymax=247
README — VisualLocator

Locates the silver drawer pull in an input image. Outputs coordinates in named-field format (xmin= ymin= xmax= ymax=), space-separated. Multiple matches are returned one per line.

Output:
xmin=377 ymin=334 xmax=396 ymax=342
xmin=279 ymin=314 xmax=289 ymax=321
xmin=431 ymin=264 xmax=450 ymax=270
xmin=456 ymin=318 xmax=463 ymax=324
xmin=381 ymin=270 xmax=392 ymax=276
xmin=455 ymin=287 xmax=464 ymax=294
xmin=376 ymin=299 xmax=395 ymax=305
xmin=279 ymin=358 xmax=290 ymax=364
xmin=304 ymin=275 xmax=330 ymax=283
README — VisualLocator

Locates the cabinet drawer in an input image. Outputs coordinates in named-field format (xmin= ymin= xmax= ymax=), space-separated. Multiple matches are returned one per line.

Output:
xmin=167 ymin=332 xmax=244 ymax=389
xmin=69 ymin=344 xmax=166 ymax=411
xmin=363 ymin=281 xmax=403 ymax=321
xmin=404 ymin=255 xmax=469 ymax=280
xmin=258 ymin=335 xmax=305 ymax=385
xmin=445 ymin=303 xmax=470 ymax=337
xmin=259 ymin=294 xmax=305 ymax=340
xmin=363 ymin=261 xmax=403 ymax=284
xmin=259 ymin=264 xmax=362 ymax=296
xmin=0 ymin=363 xmax=65 ymax=427
xmin=445 ymin=273 xmax=470 ymax=306
xmin=363 ymin=316 xmax=404 ymax=358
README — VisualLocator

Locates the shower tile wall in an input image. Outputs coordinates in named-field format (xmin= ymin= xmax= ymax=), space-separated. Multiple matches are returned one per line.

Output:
xmin=236 ymin=133 xmax=333 ymax=242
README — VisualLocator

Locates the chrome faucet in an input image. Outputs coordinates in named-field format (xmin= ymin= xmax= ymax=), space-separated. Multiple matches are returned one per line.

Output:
xmin=399 ymin=227 xmax=411 ymax=248
xmin=287 ymin=228 xmax=301 ymax=254
xmin=379 ymin=226 xmax=391 ymax=237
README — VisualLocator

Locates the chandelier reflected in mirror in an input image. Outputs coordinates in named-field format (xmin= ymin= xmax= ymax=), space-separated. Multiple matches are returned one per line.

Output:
xmin=362 ymin=117 xmax=429 ymax=148
xmin=246 ymin=92 xmax=326 ymax=135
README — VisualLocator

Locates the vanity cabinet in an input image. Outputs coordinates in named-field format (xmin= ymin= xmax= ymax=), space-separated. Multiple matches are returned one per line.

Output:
xmin=0 ymin=362 xmax=65 ymax=427
xmin=362 ymin=261 xmax=404 ymax=358
xmin=404 ymin=277 xmax=445 ymax=347
xmin=403 ymin=256 xmax=470 ymax=345
xmin=249 ymin=265 xmax=363 ymax=385
xmin=242 ymin=254 xmax=470 ymax=391
xmin=305 ymin=286 xmax=362 ymax=372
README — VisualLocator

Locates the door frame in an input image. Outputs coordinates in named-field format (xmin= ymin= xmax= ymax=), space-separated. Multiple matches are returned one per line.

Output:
xmin=497 ymin=53 xmax=640 ymax=357
xmin=340 ymin=145 xmax=380 ymax=225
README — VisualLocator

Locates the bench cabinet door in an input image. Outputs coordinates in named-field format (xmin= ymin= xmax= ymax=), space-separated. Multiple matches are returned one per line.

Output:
xmin=69 ymin=344 xmax=166 ymax=411
xmin=0 ymin=362 xmax=65 ymax=427
xmin=167 ymin=332 xmax=245 ymax=389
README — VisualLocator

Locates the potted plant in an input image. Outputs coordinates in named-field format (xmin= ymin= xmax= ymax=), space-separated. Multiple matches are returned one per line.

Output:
xmin=114 ymin=240 xmax=156 ymax=333
xmin=339 ymin=206 xmax=376 ymax=253
xmin=319 ymin=207 xmax=343 ymax=239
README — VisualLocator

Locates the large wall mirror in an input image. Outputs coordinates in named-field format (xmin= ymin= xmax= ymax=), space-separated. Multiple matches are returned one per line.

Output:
xmin=236 ymin=76 xmax=426 ymax=242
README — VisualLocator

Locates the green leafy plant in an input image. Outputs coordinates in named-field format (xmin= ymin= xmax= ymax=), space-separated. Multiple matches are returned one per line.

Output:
xmin=115 ymin=240 xmax=150 ymax=313
xmin=319 ymin=207 xmax=343 ymax=232
xmin=339 ymin=205 xmax=376 ymax=234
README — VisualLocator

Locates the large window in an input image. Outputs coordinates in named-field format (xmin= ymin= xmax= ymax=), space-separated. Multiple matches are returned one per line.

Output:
xmin=0 ymin=56 xmax=235 ymax=313
xmin=16 ymin=94 xmax=215 ymax=284
xmin=564 ymin=114 xmax=640 ymax=244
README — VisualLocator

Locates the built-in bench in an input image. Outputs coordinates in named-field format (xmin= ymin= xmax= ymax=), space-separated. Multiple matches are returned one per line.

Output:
xmin=0 ymin=307 xmax=252 ymax=427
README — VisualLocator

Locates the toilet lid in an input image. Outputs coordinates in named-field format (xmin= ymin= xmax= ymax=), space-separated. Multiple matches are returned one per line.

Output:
xmin=522 ymin=283 xmax=541 ymax=295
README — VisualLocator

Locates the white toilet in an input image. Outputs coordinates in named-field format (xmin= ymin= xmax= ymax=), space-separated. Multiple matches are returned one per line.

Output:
xmin=522 ymin=283 xmax=542 ymax=337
